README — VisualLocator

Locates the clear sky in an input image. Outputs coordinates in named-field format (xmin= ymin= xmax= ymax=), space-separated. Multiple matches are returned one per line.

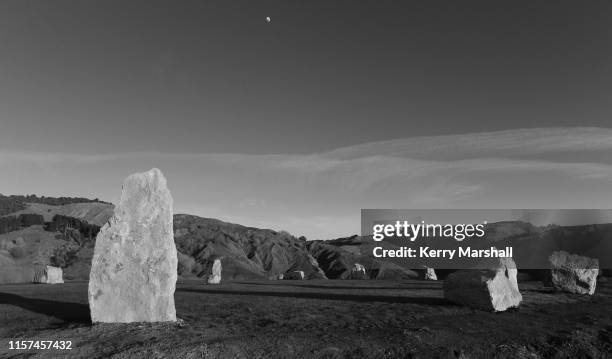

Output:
xmin=1 ymin=1 xmax=612 ymax=239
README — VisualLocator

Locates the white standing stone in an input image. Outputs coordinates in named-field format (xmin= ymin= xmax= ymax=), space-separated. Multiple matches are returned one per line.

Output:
xmin=33 ymin=265 xmax=64 ymax=284
xmin=421 ymin=266 xmax=437 ymax=281
xmin=207 ymin=258 xmax=222 ymax=284
xmin=350 ymin=263 xmax=367 ymax=279
xmin=89 ymin=168 xmax=177 ymax=323
xmin=549 ymin=251 xmax=599 ymax=295
xmin=444 ymin=257 xmax=522 ymax=312
xmin=46 ymin=266 xmax=64 ymax=284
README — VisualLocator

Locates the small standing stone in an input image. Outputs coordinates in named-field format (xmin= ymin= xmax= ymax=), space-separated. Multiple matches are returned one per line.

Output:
xmin=45 ymin=266 xmax=64 ymax=284
xmin=421 ymin=266 xmax=437 ymax=281
xmin=33 ymin=265 xmax=64 ymax=284
xmin=350 ymin=263 xmax=367 ymax=279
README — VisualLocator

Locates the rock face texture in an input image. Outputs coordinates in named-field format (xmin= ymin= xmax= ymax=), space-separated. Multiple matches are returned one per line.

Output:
xmin=89 ymin=168 xmax=177 ymax=323
xmin=207 ymin=258 xmax=222 ymax=284
xmin=173 ymin=215 xmax=326 ymax=280
xmin=350 ymin=263 xmax=367 ymax=279
xmin=444 ymin=258 xmax=522 ymax=312
xmin=549 ymin=251 xmax=599 ymax=295
xmin=307 ymin=237 xmax=418 ymax=280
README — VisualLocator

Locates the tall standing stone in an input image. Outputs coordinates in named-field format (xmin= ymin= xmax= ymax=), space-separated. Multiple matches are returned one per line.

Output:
xmin=89 ymin=168 xmax=177 ymax=323
xmin=207 ymin=258 xmax=222 ymax=284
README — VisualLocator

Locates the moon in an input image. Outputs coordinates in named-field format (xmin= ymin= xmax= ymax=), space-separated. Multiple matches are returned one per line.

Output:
xmin=266 ymin=16 xmax=271 ymax=23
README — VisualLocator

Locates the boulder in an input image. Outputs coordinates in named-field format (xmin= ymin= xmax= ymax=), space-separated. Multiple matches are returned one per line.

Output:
xmin=284 ymin=270 xmax=305 ymax=280
xmin=46 ymin=266 xmax=64 ymax=284
xmin=444 ymin=257 xmax=522 ymax=312
xmin=207 ymin=258 xmax=222 ymax=284
xmin=420 ymin=266 xmax=437 ymax=281
xmin=549 ymin=251 xmax=599 ymax=295
xmin=350 ymin=263 xmax=367 ymax=279
xmin=89 ymin=168 xmax=177 ymax=323
xmin=33 ymin=265 xmax=63 ymax=284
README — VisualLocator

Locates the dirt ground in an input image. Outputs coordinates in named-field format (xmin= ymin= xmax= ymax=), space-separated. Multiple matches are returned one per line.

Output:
xmin=0 ymin=279 xmax=610 ymax=358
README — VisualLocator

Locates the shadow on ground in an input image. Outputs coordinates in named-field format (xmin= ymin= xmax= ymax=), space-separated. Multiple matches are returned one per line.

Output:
xmin=177 ymin=287 xmax=451 ymax=305
xmin=233 ymin=281 xmax=443 ymax=291
xmin=0 ymin=291 xmax=90 ymax=323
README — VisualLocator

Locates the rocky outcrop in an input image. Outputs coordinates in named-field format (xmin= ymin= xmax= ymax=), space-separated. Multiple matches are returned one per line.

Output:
xmin=307 ymin=254 xmax=328 ymax=279
xmin=207 ymin=258 xmax=222 ymax=284
xmin=444 ymin=257 xmax=522 ymax=312
xmin=89 ymin=168 xmax=177 ymax=323
xmin=173 ymin=215 xmax=325 ymax=280
xmin=549 ymin=251 xmax=599 ymax=295
xmin=308 ymin=238 xmax=419 ymax=280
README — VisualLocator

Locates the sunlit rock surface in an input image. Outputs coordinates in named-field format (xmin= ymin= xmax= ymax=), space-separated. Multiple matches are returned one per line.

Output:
xmin=444 ymin=257 xmax=522 ymax=312
xmin=207 ymin=258 xmax=222 ymax=284
xmin=549 ymin=251 xmax=599 ymax=295
xmin=89 ymin=168 xmax=177 ymax=323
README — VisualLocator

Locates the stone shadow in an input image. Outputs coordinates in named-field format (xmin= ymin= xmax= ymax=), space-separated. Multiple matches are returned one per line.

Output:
xmin=0 ymin=291 xmax=90 ymax=323
xmin=177 ymin=287 xmax=450 ymax=305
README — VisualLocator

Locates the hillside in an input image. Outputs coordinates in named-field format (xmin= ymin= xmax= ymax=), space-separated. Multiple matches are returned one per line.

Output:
xmin=0 ymin=194 xmax=109 ymax=217
xmin=173 ymin=214 xmax=327 ymax=280
xmin=0 ymin=200 xmax=332 ymax=283
xmin=10 ymin=202 xmax=114 ymax=227
xmin=307 ymin=236 xmax=419 ymax=279
xmin=1 ymin=198 xmax=611 ymax=285
xmin=0 ymin=225 xmax=70 ymax=284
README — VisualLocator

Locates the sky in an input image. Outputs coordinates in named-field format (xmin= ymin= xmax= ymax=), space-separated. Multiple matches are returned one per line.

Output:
xmin=1 ymin=1 xmax=612 ymax=239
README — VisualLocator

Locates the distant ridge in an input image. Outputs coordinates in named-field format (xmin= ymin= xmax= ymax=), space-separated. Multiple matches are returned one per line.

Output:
xmin=0 ymin=194 xmax=110 ymax=217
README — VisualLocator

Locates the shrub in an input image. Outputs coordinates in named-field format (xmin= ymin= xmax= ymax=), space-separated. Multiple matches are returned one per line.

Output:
xmin=50 ymin=245 xmax=79 ymax=268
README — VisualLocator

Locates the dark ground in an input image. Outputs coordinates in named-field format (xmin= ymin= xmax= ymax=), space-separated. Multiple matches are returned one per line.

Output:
xmin=0 ymin=279 xmax=611 ymax=359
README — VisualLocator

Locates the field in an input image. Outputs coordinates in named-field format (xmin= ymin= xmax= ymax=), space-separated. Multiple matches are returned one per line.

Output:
xmin=1 ymin=279 xmax=611 ymax=358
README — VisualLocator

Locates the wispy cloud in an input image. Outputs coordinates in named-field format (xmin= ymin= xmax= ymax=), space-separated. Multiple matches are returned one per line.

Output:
xmin=2 ymin=127 xmax=612 ymax=239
